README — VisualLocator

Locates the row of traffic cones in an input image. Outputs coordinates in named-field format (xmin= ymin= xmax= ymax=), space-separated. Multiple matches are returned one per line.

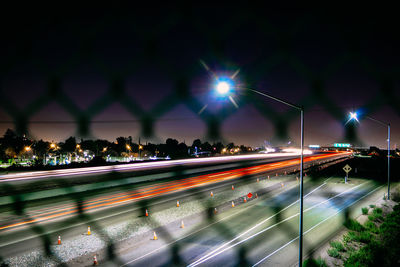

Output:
xmin=57 ymin=226 xmax=92 ymax=244
xmin=55 ymin=227 xmax=99 ymax=265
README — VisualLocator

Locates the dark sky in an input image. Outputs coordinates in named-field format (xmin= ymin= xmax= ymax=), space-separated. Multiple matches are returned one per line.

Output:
xmin=1 ymin=5 xmax=399 ymax=148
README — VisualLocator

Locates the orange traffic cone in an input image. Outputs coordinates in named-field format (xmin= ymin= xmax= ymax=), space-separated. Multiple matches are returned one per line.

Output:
xmin=231 ymin=201 xmax=235 ymax=207
xmin=214 ymin=208 xmax=218 ymax=214
xmin=244 ymin=197 xmax=247 ymax=203
xmin=284 ymin=171 xmax=287 ymax=175
xmin=232 ymin=185 xmax=234 ymax=190
xmin=87 ymin=226 xmax=91 ymax=235
xmin=305 ymin=173 xmax=307 ymax=177
xmin=145 ymin=209 xmax=149 ymax=217
xmin=210 ymin=191 xmax=214 ymax=197
xmin=257 ymin=178 xmax=259 ymax=182
xmin=93 ymin=255 xmax=98 ymax=265
xmin=267 ymin=175 xmax=270 ymax=180
xmin=153 ymin=231 xmax=158 ymax=240
xmin=276 ymin=173 xmax=278 ymax=176
xmin=176 ymin=200 xmax=180 ymax=207
xmin=180 ymin=220 xmax=185 ymax=228
xmin=57 ymin=236 xmax=61 ymax=245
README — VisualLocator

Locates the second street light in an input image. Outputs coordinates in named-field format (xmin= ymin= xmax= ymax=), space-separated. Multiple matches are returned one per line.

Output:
xmin=348 ymin=111 xmax=391 ymax=199
xmin=214 ymin=77 xmax=306 ymax=267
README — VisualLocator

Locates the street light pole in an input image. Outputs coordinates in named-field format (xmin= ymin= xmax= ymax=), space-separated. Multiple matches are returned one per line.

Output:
xmin=214 ymin=80 xmax=305 ymax=266
xmin=387 ymin=123 xmax=391 ymax=199
xmin=246 ymin=88 xmax=305 ymax=266
xmin=299 ymin=108 xmax=304 ymax=266
xmin=350 ymin=113 xmax=391 ymax=199
xmin=366 ymin=116 xmax=391 ymax=200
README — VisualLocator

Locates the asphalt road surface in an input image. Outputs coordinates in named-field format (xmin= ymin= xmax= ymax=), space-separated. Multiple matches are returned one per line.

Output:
xmin=0 ymin=152 xmax=359 ymax=266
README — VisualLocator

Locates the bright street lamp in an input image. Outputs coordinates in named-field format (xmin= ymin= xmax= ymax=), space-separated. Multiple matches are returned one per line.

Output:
xmin=216 ymin=81 xmax=230 ymax=95
xmin=348 ymin=112 xmax=391 ymax=199
xmin=215 ymin=78 xmax=305 ymax=266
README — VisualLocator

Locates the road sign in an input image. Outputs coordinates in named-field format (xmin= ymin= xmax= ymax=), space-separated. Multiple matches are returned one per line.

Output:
xmin=343 ymin=164 xmax=352 ymax=173
xmin=247 ymin=193 xmax=253 ymax=198
xmin=343 ymin=164 xmax=351 ymax=184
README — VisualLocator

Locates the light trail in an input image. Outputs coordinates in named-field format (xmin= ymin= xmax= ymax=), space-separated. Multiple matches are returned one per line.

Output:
xmin=119 ymin=179 xmax=330 ymax=267
xmin=187 ymin=182 xmax=367 ymax=267
xmin=252 ymin=185 xmax=383 ymax=266
xmin=0 ymin=153 xmax=347 ymax=232
xmin=0 ymin=152 xmax=346 ymax=183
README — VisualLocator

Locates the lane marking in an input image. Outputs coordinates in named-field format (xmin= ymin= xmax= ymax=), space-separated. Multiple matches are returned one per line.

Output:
xmin=187 ymin=182 xmax=368 ymax=266
xmin=120 ymin=179 xmax=329 ymax=267
xmin=252 ymin=184 xmax=383 ymax=266
xmin=186 ymin=181 xmax=329 ymax=266
xmin=0 ymin=171 xmax=298 ymax=247
xmin=0 ymin=154 xmax=338 ymax=231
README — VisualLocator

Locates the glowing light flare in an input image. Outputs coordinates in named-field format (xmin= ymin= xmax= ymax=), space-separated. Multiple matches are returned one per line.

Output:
xmin=345 ymin=111 xmax=360 ymax=125
xmin=350 ymin=112 xmax=359 ymax=122
xmin=216 ymin=81 xmax=230 ymax=95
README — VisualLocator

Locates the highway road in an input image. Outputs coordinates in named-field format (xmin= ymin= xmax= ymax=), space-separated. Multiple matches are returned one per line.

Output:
xmin=0 ymin=152 xmax=313 ymax=183
xmin=0 ymin=152 xmax=354 ymax=266
xmin=114 ymin=178 xmax=382 ymax=267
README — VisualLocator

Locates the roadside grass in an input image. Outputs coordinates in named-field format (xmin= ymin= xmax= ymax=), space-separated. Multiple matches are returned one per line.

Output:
xmin=368 ymin=208 xmax=384 ymax=222
xmin=327 ymin=247 xmax=341 ymax=258
xmin=361 ymin=207 xmax=368 ymax=215
xmin=326 ymin=204 xmax=400 ymax=266
xmin=343 ymin=218 xmax=364 ymax=232
xmin=303 ymin=258 xmax=328 ymax=267
xmin=330 ymin=240 xmax=345 ymax=252
xmin=364 ymin=220 xmax=379 ymax=234
xmin=344 ymin=241 xmax=384 ymax=267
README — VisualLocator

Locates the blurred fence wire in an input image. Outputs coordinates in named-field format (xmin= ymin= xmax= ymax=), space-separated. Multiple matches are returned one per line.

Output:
xmin=0 ymin=7 xmax=399 ymax=267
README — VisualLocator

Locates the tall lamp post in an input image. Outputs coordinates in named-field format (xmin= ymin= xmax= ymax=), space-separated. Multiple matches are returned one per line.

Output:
xmin=215 ymin=79 xmax=305 ymax=266
xmin=348 ymin=112 xmax=391 ymax=199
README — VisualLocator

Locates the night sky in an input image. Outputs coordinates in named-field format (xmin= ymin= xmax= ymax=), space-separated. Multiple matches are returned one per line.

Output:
xmin=1 ymin=5 xmax=399 ymax=148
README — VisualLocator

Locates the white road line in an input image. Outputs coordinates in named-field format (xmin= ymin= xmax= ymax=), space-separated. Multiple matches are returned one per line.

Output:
xmin=186 ymin=181 xmax=328 ymax=267
xmin=187 ymin=182 xmax=367 ymax=266
xmin=120 ymin=179 xmax=328 ymax=266
xmin=252 ymin=184 xmax=383 ymax=266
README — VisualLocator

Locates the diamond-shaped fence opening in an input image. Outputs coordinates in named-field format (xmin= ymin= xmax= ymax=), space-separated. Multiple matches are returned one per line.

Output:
xmin=0 ymin=10 xmax=399 ymax=267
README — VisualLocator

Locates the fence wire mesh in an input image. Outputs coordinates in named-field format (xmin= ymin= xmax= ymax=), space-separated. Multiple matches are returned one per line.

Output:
xmin=0 ymin=7 xmax=399 ymax=267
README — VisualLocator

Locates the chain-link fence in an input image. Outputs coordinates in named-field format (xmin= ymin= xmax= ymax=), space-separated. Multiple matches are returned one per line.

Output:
xmin=0 ymin=6 xmax=399 ymax=267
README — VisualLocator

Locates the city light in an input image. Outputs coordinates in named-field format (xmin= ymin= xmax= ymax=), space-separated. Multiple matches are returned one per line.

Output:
xmin=24 ymin=146 xmax=31 ymax=152
xmin=50 ymin=143 xmax=56 ymax=149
